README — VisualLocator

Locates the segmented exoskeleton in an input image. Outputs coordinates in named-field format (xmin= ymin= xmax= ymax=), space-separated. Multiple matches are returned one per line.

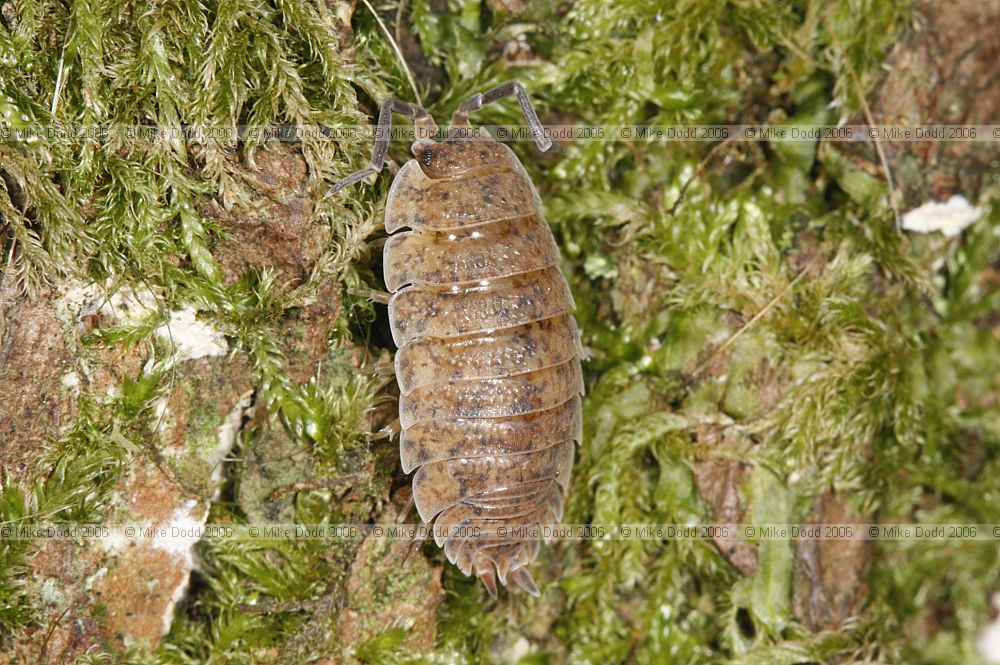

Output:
xmin=331 ymin=82 xmax=582 ymax=597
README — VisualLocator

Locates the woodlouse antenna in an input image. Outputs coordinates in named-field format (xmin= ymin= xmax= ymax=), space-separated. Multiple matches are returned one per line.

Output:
xmin=328 ymin=99 xmax=439 ymax=196
xmin=450 ymin=81 xmax=552 ymax=152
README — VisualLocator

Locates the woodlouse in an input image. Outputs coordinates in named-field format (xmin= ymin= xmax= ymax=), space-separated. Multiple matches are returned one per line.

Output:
xmin=331 ymin=82 xmax=583 ymax=597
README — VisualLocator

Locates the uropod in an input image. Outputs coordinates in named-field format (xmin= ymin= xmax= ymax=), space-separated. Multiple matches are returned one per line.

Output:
xmin=330 ymin=82 xmax=583 ymax=597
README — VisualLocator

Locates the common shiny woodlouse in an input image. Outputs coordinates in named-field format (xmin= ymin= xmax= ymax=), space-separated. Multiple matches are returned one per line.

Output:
xmin=331 ymin=82 xmax=582 ymax=597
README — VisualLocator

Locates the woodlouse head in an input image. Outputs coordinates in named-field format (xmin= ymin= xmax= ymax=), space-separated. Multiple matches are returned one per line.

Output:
xmin=411 ymin=139 xmax=514 ymax=178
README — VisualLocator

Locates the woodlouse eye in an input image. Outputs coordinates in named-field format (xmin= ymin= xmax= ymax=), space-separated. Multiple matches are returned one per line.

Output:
xmin=422 ymin=149 xmax=434 ymax=167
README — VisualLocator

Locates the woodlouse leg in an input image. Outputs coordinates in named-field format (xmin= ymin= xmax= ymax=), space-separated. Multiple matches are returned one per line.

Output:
xmin=398 ymin=492 xmax=428 ymax=568
xmin=269 ymin=473 xmax=367 ymax=501
xmin=477 ymin=563 xmax=499 ymax=599
xmin=396 ymin=490 xmax=416 ymax=523
xmin=357 ymin=361 xmax=395 ymax=378
xmin=509 ymin=566 xmax=540 ymax=597
xmin=367 ymin=418 xmax=400 ymax=442
xmin=450 ymin=81 xmax=552 ymax=152
xmin=346 ymin=286 xmax=391 ymax=305
xmin=402 ymin=534 xmax=424 ymax=569
xmin=328 ymin=99 xmax=438 ymax=195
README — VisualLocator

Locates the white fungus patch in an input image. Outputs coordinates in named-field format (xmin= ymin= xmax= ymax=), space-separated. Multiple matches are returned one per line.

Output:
xmin=57 ymin=279 xmax=157 ymax=326
xmin=57 ymin=280 xmax=227 ymax=362
xmin=155 ymin=308 xmax=228 ymax=361
xmin=60 ymin=370 xmax=81 ymax=391
xmin=978 ymin=594 xmax=1000 ymax=663
xmin=84 ymin=566 xmax=108 ymax=591
xmin=152 ymin=500 xmax=203 ymax=566
xmin=210 ymin=390 xmax=254 ymax=495
xmin=98 ymin=527 xmax=128 ymax=554
xmin=152 ymin=391 xmax=251 ymax=634
xmin=38 ymin=578 xmax=66 ymax=606
xmin=152 ymin=500 xmax=205 ymax=635
xmin=901 ymin=195 xmax=982 ymax=237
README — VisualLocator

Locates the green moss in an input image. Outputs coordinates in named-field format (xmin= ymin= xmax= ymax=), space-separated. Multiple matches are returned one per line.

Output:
xmin=2 ymin=0 xmax=999 ymax=663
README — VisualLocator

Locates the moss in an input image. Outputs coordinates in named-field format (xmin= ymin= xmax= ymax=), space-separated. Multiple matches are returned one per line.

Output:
xmin=2 ymin=0 xmax=1000 ymax=663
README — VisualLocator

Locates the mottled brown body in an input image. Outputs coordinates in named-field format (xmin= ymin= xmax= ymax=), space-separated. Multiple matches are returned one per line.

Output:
xmin=384 ymin=137 xmax=583 ymax=596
